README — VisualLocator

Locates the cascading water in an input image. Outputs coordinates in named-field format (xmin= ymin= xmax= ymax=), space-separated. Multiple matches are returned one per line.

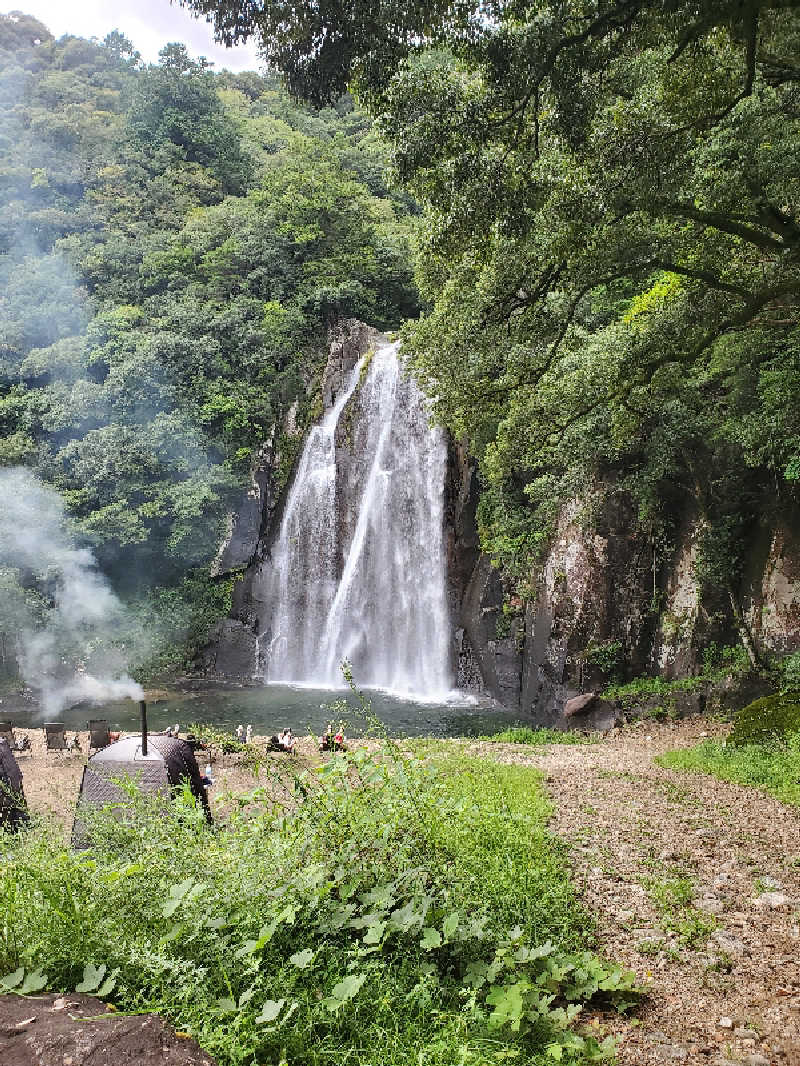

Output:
xmin=260 ymin=340 xmax=452 ymax=699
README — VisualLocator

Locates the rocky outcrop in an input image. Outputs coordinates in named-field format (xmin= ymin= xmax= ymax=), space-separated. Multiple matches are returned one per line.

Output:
xmin=452 ymin=487 xmax=800 ymax=726
xmin=212 ymin=444 xmax=276 ymax=576
xmin=743 ymin=515 xmax=800 ymax=655
xmin=203 ymin=319 xmax=800 ymax=723
xmin=322 ymin=319 xmax=380 ymax=408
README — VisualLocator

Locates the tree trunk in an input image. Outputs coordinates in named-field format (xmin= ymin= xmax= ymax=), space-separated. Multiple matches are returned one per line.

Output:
xmin=727 ymin=586 xmax=761 ymax=669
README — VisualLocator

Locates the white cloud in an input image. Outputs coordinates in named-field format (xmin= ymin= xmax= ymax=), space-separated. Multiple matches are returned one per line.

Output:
xmin=8 ymin=1 xmax=263 ymax=71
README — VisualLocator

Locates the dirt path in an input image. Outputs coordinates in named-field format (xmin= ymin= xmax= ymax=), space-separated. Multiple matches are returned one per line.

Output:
xmin=471 ymin=720 xmax=800 ymax=1066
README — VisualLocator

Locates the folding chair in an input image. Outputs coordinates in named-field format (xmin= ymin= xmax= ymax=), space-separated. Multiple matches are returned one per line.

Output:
xmin=87 ymin=719 xmax=110 ymax=753
xmin=0 ymin=721 xmax=30 ymax=755
xmin=44 ymin=723 xmax=67 ymax=752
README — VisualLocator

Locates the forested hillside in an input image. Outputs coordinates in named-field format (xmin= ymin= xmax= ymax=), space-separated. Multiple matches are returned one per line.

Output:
xmin=0 ymin=12 xmax=417 ymax=671
xmin=191 ymin=0 xmax=800 ymax=671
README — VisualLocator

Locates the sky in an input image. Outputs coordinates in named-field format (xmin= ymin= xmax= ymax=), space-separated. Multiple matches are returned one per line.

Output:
xmin=9 ymin=1 xmax=264 ymax=71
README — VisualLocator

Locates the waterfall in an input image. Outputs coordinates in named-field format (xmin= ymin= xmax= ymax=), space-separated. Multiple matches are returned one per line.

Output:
xmin=260 ymin=340 xmax=452 ymax=699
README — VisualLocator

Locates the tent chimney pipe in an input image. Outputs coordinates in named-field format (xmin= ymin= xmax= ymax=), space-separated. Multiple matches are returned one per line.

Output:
xmin=139 ymin=699 xmax=148 ymax=756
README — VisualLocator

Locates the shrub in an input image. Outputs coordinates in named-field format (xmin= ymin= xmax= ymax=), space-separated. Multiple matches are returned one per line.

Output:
xmin=0 ymin=745 xmax=639 ymax=1065
xmin=778 ymin=650 xmax=800 ymax=693
xmin=728 ymin=693 xmax=800 ymax=746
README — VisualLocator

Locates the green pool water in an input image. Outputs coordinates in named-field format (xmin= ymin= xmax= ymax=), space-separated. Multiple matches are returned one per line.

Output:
xmin=7 ymin=682 xmax=522 ymax=739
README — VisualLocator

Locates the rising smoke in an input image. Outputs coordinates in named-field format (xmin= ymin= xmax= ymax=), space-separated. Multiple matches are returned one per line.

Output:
xmin=0 ymin=466 xmax=143 ymax=715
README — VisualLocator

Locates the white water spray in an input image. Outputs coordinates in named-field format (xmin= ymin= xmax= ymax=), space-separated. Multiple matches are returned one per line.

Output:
xmin=261 ymin=341 xmax=452 ymax=699
xmin=0 ymin=467 xmax=144 ymax=716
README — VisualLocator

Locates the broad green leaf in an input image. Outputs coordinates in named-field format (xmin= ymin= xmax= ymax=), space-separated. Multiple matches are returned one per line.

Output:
xmin=20 ymin=969 xmax=48 ymax=994
xmin=76 ymin=963 xmax=107 ymax=993
xmin=388 ymin=901 xmax=420 ymax=932
xmin=289 ymin=948 xmax=314 ymax=968
xmin=96 ymin=972 xmax=118 ymax=998
xmin=363 ymin=920 xmax=386 ymax=945
xmin=162 ymin=877 xmax=196 ymax=918
xmin=0 ymin=968 xmax=24 ymax=990
xmin=323 ymin=973 xmax=366 ymax=1011
xmin=529 ymin=940 xmax=555 ymax=960
xmin=419 ymin=927 xmax=441 ymax=950
xmin=256 ymin=998 xmax=285 ymax=1024
xmin=442 ymin=912 xmax=459 ymax=941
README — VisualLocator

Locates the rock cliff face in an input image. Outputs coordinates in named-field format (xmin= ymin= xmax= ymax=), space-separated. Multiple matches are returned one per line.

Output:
xmin=452 ymin=488 xmax=800 ymax=726
xmin=204 ymin=320 xmax=800 ymax=726
xmin=202 ymin=320 xmax=382 ymax=679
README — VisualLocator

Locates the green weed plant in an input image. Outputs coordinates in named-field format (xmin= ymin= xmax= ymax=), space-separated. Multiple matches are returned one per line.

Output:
xmin=480 ymin=728 xmax=594 ymax=746
xmin=0 ymin=745 xmax=638 ymax=1065
xmin=658 ymin=735 xmax=800 ymax=806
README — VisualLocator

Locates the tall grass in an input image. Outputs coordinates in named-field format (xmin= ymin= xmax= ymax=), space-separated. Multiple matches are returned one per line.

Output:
xmin=0 ymin=745 xmax=637 ymax=1065
xmin=657 ymin=734 xmax=800 ymax=806
xmin=479 ymin=727 xmax=595 ymax=746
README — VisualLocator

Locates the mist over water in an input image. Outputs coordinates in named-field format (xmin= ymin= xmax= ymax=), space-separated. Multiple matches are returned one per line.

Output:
xmin=0 ymin=467 xmax=143 ymax=717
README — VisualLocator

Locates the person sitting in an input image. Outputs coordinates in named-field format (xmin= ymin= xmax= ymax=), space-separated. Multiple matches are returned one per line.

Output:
xmin=268 ymin=731 xmax=287 ymax=752
xmin=279 ymin=728 xmax=296 ymax=753
xmin=319 ymin=726 xmax=346 ymax=752
xmin=200 ymin=763 xmax=214 ymax=788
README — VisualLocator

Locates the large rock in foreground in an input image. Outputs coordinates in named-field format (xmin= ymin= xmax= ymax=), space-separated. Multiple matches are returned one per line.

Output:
xmin=0 ymin=993 xmax=216 ymax=1066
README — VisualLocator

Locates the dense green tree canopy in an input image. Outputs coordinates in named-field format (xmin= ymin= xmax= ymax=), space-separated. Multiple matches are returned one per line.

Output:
xmin=192 ymin=0 xmax=800 ymax=620
xmin=0 ymin=16 xmax=418 ymax=664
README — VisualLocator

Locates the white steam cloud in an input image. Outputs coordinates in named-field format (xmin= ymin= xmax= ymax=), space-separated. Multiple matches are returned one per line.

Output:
xmin=0 ymin=467 xmax=143 ymax=716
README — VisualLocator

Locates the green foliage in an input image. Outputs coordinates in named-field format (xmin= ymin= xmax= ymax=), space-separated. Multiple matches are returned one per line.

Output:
xmin=0 ymin=22 xmax=420 ymax=672
xmin=728 ymin=692 xmax=800 ymax=747
xmin=602 ymin=644 xmax=751 ymax=706
xmin=126 ymin=574 xmax=235 ymax=678
xmin=207 ymin=1 xmax=800 ymax=635
xmin=581 ymin=641 xmax=623 ymax=681
xmin=480 ymin=728 xmax=593 ymax=747
xmin=186 ymin=722 xmax=262 ymax=770
xmin=641 ymin=876 xmax=717 ymax=948
xmin=0 ymin=747 xmax=639 ymax=1065
xmin=777 ymin=651 xmax=800 ymax=693
xmin=658 ymin=735 xmax=800 ymax=807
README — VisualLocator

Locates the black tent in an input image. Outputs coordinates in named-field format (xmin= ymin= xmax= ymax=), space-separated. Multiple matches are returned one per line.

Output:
xmin=0 ymin=738 xmax=29 ymax=832
xmin=72 ymin=733 xmax=211 ymax=848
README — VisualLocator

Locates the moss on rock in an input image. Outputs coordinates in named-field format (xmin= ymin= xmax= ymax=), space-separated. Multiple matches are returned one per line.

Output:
xmin=729 ymin=692 xmax=800 ymax=746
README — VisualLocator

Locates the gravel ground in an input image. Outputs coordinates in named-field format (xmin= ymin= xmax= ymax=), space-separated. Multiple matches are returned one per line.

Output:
xmin=466 ymin=719 xmax=800 ymax=1066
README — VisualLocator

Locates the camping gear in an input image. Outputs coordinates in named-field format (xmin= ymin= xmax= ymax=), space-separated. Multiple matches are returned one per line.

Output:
xmin=72 ymin=703 xmax=212 ymax=847
xmin=44 ymin=723 xmax=67 ymax=751
xmin=87 ymin=719 xmax=110 ymax=752
xmin=0 ymin=738 xmax=29 ymax=832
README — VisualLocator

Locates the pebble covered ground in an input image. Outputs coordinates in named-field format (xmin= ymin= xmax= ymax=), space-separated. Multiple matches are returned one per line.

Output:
xmin=467 ymin=720 xmax=800 ymax=1066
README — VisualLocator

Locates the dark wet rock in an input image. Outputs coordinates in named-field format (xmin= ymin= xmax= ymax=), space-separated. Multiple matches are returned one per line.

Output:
xmin=201 ymin=618 xmax=257 ymax=679
xmin=322 ymin=319 xmax=380 ymax=410
xmin=564 ymin=692 xmax=598 ymax=717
